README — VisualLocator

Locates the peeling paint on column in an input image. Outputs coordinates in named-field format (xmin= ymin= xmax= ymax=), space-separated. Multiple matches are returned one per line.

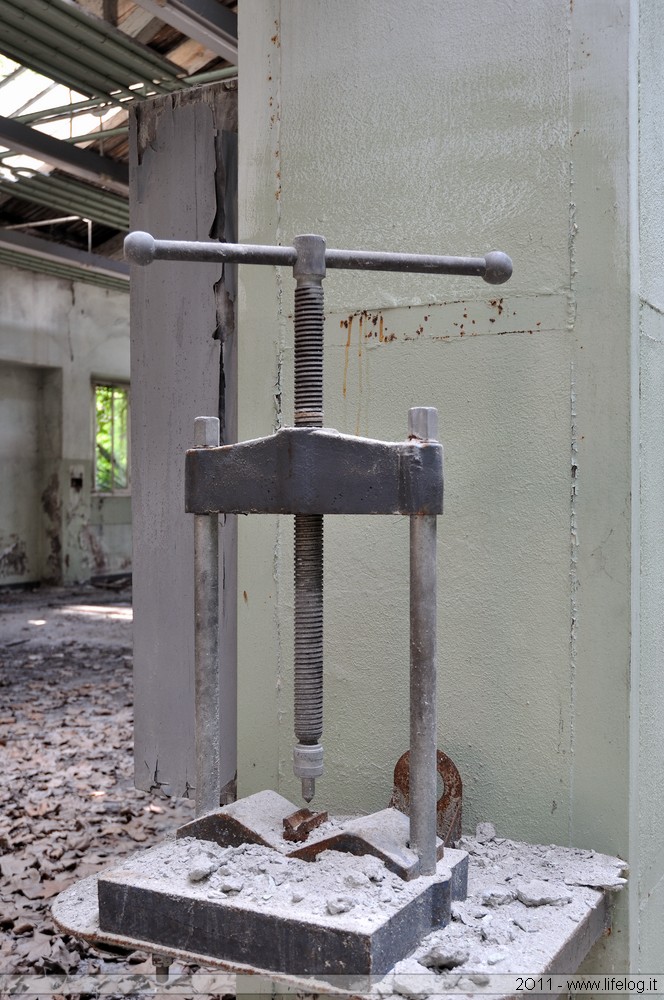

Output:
xmin=80 ymin=524 xmax=108 ymax=573
xmin=0 ymin=537 xmax=28 ymax=577
xmin=41 ymin=472 xmax=62 ymax=584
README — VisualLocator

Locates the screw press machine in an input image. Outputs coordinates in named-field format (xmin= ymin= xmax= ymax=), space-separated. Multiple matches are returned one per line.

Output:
xmin=54 ymin=232 xmax=511 ymax=984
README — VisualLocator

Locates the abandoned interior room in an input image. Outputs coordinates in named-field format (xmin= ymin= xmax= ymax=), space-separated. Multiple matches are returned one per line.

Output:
xmin=1 ymin=0 xmax=663 ymax=991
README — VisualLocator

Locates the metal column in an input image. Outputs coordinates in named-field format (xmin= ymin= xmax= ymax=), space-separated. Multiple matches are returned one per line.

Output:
xmin=408 ymin=407 xmax=439 ymax=875
xmin=193 ymin=416 xmax=221 ymax=816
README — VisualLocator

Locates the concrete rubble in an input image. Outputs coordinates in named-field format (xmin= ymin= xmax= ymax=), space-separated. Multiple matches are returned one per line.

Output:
xmin=370 ymin=822 xmax=627 ymax=996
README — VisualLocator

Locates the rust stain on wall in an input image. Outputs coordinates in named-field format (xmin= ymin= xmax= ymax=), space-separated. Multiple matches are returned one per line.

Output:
xmin=342 ymin=316 xmax=353 ymax=398
xmin=356 ymin=314 xmax=364 ymax=436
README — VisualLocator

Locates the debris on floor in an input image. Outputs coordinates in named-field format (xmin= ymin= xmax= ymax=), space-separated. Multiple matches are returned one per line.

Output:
xmin=0 ymin=586 xmax=195 ymax=979
xmin=373 ymin=828 xmax=627 ymax=994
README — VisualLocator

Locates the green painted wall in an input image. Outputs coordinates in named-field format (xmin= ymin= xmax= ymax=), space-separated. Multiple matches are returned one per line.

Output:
xmin=236 ymin=0 xmax=660 ymax=968
xmin=633 ymin=0 xmax=664 ymax=972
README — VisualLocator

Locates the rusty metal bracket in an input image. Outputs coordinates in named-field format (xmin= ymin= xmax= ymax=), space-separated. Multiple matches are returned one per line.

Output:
xmin=389 ymin=749 xmax=463 ymax=847
xmin=185 ymin=426 xmax=443 ymax=516
xmin=283 ymin=807 xmax=329 ymax=842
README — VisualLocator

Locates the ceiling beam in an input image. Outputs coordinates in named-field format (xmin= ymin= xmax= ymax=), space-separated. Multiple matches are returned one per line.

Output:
xmin=0 ymin=116 xmax=129 ymax=196
xmin=132 ymin=0 xmax=238 ymax=64
xmin=0 ymin=227 xmax=129 ymax=281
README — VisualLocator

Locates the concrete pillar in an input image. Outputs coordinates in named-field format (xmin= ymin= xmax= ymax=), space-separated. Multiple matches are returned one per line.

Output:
xmin=129 ymin=83 xmax=238 ymax=802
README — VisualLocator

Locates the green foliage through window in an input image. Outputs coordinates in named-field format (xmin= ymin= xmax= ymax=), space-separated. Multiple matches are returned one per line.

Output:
xmin=94 ymin=383 xmax=129 ymax=492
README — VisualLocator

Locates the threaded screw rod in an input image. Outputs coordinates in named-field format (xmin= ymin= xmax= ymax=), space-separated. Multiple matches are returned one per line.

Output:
xmin=292 ymin=235 xmax=326 ymax=802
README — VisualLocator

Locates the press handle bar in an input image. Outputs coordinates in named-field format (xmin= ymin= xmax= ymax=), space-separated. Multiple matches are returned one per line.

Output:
xmin=124 ymin=231 xmax=512 ymax=285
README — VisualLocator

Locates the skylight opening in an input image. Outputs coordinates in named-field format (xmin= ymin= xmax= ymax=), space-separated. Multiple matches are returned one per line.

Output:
xmin=0 ymin=55 xmax=126 ymax=179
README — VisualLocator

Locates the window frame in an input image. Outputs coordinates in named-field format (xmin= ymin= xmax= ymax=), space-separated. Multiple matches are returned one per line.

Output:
xmin=92 ymin=380 xmax=131 ymax=496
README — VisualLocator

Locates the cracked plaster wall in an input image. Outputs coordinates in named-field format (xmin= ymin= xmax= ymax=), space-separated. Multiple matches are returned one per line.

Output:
xmin=0 ymin=264 xmax=130 ymax=585
xmin=235 ymin=0 xmax=660 ymax=971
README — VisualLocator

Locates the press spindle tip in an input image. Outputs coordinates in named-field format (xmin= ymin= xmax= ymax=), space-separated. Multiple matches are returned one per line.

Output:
xmin=301 ymin=778 xmax=315 ymax=803
xmin=483 ymin=250 xmax=513 ymax=285
xmin=124 ymin=230 xmax=156 ymax=265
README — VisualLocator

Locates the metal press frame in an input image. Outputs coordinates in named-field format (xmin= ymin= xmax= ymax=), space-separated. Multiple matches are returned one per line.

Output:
xmin=125 ymin=230 xmax=511 ymax=877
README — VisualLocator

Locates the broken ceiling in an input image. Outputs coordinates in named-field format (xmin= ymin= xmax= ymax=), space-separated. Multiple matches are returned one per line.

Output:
xmin=0 ymin=0 xmax=237 ymax=290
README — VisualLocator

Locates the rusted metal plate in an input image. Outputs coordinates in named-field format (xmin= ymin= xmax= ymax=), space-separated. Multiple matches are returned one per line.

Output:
xmin=176 ymin=789 xmax=296 ymax=850
xmin=185 ymin=427 xmax=443 ymax=516
xmin=389 ymin=750 xmax=463 ymax=847
xmin=289 ymin=809 xmax=445 ymax=882
xmin=283 ymin=807 xmax=328 ymax=842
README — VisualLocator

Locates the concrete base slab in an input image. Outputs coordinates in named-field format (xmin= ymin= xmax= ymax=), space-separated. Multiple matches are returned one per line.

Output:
xmin=94 ymin=838 xmax=468 ymax=976
xmin=53 ymin=833 xmax=625 ymax=996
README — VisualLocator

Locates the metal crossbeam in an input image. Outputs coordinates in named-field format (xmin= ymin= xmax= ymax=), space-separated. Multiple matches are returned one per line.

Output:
xmin=132 ymin=0 xmax=238 ymax=64
xmin=0 ymin=116 xmax=128 ymax=195
xmin=0 ymin=227 xmax=129 ymax=281
xmin=185 ymin=427 xmax=444 ymax=516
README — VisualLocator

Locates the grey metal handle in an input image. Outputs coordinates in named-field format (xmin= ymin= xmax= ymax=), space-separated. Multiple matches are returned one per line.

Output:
xmin=124 ymin=230 xmax=512 ymax=284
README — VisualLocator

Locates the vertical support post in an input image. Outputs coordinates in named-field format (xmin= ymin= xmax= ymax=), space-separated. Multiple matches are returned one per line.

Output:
xmin=408 ymin=406 xmax=439 ymax=875
xmin=194 ymin=416 xmax=221 ymax=817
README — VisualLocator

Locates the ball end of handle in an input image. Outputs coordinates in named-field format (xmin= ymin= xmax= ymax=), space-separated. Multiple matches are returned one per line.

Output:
xmin=124 ymin=231 xmax=156 ymax=266
xmin=483 ymin=250 xmax=513 ymax=285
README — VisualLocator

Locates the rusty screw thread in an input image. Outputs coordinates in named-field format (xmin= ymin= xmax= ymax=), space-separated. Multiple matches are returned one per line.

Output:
xmin=292 ymin=263 xmax=325 ymax=802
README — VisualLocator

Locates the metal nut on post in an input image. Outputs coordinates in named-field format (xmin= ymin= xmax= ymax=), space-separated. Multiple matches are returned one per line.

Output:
xmin=293 ymin=742 xmax=323 ymax=803
xmin=194 ymin=415 xmax=220 ymax=448
xmin=408 ymin=407 xmax=438 ymax=442
xmin=293 ymin=742 xmax=324 ymax=777
xmin=293 ymin=234 xmax=326 ymax=282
